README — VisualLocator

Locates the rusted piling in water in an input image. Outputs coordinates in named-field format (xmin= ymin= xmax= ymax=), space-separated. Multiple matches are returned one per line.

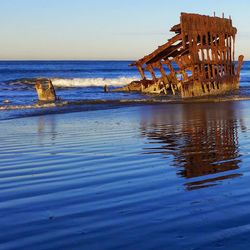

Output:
xmin=35 ymin=79 xmax=57 ymax=101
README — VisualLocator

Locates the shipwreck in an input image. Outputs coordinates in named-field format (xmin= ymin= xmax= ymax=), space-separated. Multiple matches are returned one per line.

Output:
xmin=118 ymin=13 xmax=244 ymax=98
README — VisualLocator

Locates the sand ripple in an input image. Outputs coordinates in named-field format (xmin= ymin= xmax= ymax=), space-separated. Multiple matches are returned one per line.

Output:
xmin=1 ymin=103 xmax=250 ymax=249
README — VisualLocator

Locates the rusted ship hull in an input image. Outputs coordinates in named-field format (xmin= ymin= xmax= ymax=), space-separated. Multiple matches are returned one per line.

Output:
xmin=116 ymin=74 xmax=241 ymax=97
xmin=118 ymin=13 xmax=244 ymax=98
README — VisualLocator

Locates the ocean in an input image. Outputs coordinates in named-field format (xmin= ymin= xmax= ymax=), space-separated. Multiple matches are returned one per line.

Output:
xmin=1 ymin=60 xmax=250 ymax=120
xmin=2 ymin=61 xmax=250 ymax=249
xmin=0 ymin=61 xmax=151 ymax=120
xmin=0 ymin=60 xmax=141 ymax=104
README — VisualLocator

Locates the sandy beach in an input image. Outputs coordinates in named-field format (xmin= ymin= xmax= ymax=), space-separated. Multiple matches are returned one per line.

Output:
xmin=1 ymin=101 xmax=250 ymax=249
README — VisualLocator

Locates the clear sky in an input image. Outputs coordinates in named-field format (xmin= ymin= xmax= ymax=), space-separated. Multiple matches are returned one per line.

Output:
xmin=0 ymin=0 xmax=250 ymax=60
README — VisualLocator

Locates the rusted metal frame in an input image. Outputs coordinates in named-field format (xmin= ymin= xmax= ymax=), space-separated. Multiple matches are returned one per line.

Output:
xmin=224 ymin=41 xmax=228 ymax=75
xmin=216 ymin=34 xmax=222 ymax=78
xmin=209 ymin=33 xmax=215 ymax=78
xmin=148 ymin=42 xmax=183 ymax=65
xmin=188 ymin=32 xmax=196 ymax=83
xmin=232 ymin=34 xmax=235 ymax=63
xmin=163 ymin=59 xmax=175 ymax=74
xmin=128 ymin=13 xmax=242 ymax=98
xmin=191 ymin=32 xmax=199 ymax=64
xmin=206 ymin=38 xmax=214 ymax=90
xmin=145 ymin=64 xmax=157 ymax=83
xmin=175 ymin=54 xmax=192 ymax=70
xmin=200 ymin=39 xmax=206 ymax=84
xmin=164 ymin=45 xmax=189 ymax=60
xmin=165 ymin=60 xmax=179 ymax=91
xmin=136 ymin=64 xmax=146 ymax=80
xmin=223 ymin=34 xmax=228 ymax=75
xmin=230 ymin=33 xmax=235 ymax=74
xmin=211 ymin=49 xmax=217 ymax=80
xmin=231 ymin=33 xmax=236 ymax=76
xmin=191 ymin=60 xmax=229 ymax=65
xmin=227 ymin=34 xmax=232 ymax=75
xmin=220 ymin=33 xmax=227 ymax=76
xmin=206 ymin=49 xmax=213 ymax=91
xmin=204 ymin=32 xmax=212 ymax=82
xmin=227 ymin=33 xmax=231 ymax=75
xmin=164 ymin=60 xmax=178 ymax=95
xmin=177 ymin=47 xmax=190 ymax=57
xmin=236 ymin=55 xmax=244 ymax=77
xmin=173 ymin=59 xmax=188 ymax=81
xmin=214 ymin=34 xmax=221 ymax=83
xmin=198 ymin=32 xmax=207 ymax=89
xmin=226 ymin=34 xmax=231 ymax=75
xmin=170 ymin=54 xmax=193 ymax=77
xmin=155 ymin=61 xmax=169 ymax=86
xmin=170 ymin=23 xmax=181 ymax=33
xmin=229 ymin=35 xmax=233 ymax=75
xmin=205 ymin=31 xmax=215 ymax=89
xmin=133 ymin=34 xmax=182 ymax=67
xmin=218 ymin=33 xmax=223 ymax=76
xmin=230 ymin=35 xmax=234 ymax=75
xmin=180 ymin=14 xmax=186 ymax=48
xmin=210 ymin=33 xmax=216 ymax=81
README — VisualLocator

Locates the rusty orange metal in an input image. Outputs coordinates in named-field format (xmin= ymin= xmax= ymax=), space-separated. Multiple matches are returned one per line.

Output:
xmin=121 ymin=13 xmax=244 ymax=98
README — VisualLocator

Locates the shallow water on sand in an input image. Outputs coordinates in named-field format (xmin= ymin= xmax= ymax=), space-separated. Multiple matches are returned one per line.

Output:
xmin=1 ymin=101 xmax=250 ymax=249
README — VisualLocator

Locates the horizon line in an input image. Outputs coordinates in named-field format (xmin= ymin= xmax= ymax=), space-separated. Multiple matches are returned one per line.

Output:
xmin=0 ymin=59 xmax=137 ymax=61
xmin=0 ymin=58 xmax=248 ymax=61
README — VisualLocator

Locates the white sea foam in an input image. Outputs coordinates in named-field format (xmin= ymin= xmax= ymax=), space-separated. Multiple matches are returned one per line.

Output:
xmin=0 ymin=102 xmax=64 ymax=110
xmin=51 ymin=77 xmax=137 ymax=88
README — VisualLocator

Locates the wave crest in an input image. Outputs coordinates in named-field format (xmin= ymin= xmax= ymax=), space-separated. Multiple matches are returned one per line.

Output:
xmin=51 ymin=77 xmax=137 ymax=88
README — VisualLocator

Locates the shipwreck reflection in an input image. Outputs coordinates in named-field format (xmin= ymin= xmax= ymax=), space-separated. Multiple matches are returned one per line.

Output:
xmin=140 ymin=102 xmax=245 ymax=190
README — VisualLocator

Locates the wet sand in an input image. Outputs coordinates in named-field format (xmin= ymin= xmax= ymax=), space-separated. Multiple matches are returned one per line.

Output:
xmin=1 ymin=101 xmax=250 ymax=249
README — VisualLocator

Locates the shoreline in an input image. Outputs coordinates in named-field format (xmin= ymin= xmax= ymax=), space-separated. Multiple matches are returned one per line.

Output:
xmin=2 ymin=94 xmax=250 ymax=111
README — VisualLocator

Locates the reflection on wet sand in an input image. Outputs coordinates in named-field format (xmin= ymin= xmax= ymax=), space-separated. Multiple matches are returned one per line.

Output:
xmin=140 ymin=102 xmax=246 ymax=190
xmin=37 ymin=116 xmax=57 ymax=143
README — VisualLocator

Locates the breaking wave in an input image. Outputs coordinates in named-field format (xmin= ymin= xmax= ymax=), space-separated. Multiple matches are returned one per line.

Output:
xmin=51 ymin=77 xmax=137 ymax=88
xmin=4 ymin=76 xmax=138 ymax=88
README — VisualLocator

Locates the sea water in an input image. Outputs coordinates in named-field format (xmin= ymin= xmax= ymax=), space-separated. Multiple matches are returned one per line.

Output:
xmin=2 ymin=61 xmax=250 ymax=249
xmin=0 ymin=61 xmax=141 ymax=104
xmin=0 ymin=60 xmax=250 ymax=120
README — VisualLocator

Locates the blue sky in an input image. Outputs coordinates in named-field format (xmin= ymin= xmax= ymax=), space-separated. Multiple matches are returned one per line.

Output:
xmin=0 ymin=0 xmax=249 ymax=60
